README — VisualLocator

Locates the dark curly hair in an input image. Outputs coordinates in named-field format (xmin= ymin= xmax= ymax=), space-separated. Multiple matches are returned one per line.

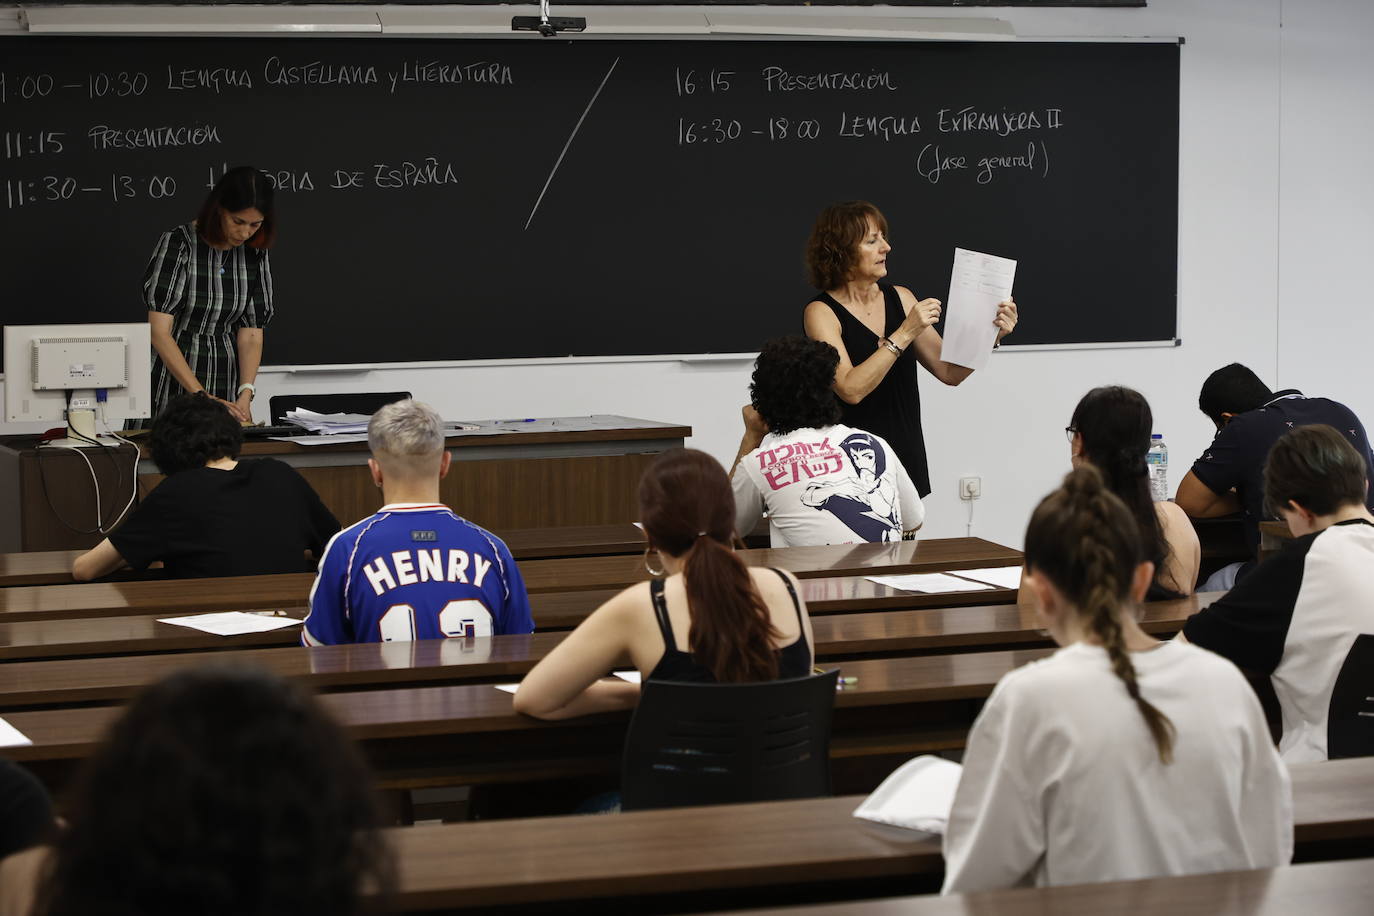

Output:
xmin=35 ymin=666 xmax=395 ymax=916
xmin=750 ymin=336 xmax=843 ymax=435
xmin=1070 ymin=386 xmax=1172 ymax=587
xmin=804 ymin=200 xmax=888 ymax=290
xmin=150 ymin=392 xmax=243 ymax=476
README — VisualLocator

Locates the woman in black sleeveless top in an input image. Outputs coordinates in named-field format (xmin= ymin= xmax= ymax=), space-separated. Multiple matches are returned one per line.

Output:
xmin=514 ymin=449 xmax=815 ymax=720
xmin=801 ymin=201 xmax=1018 ymax=497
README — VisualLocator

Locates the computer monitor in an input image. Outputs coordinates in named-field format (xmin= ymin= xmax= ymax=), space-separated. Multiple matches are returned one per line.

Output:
xmin=3 ymin=323 xmax=152 ymax=447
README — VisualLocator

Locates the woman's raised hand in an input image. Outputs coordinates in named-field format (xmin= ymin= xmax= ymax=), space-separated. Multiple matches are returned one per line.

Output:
xmin=893 ymin=297 xmax=942 ymax=347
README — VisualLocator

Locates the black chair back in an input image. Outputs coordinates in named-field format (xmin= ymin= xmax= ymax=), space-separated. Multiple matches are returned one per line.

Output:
xmin=268 ymin=391 xmax=412 ymax=425
xmin=620 ymin=669 xmax=837 ymax=812
xmin=1328 ymin=634 xmax=1374 ymax=759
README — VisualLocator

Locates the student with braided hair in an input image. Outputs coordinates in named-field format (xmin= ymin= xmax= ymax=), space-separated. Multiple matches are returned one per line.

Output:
xmin=943 ymin=466 xmax=1290 ymax=893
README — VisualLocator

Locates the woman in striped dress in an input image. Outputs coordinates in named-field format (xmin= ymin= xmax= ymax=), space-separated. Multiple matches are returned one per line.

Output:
xmin=140 ymin=166 xmax=276 ymax=425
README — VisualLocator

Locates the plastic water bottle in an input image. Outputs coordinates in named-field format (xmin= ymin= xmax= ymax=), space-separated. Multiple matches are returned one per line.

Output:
xmin=1147 ymin=434 xmax=1169 ymax=502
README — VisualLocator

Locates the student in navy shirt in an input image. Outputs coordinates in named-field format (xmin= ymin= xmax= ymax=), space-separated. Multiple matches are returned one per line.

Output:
xmin=303 ymin=399 xmax=533 ymax=644
xmin=1175 ymin=363 xmax=1374 ymax=586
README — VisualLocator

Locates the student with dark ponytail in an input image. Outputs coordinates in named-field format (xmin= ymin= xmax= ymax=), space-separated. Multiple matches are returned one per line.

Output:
xmin=943 ymin=466 xmax=1290 ymax=893
xmin=515 ymin=449 xmax=814 ymax=719
xmin=1063 ymin=386 xmax=1199 ymax=597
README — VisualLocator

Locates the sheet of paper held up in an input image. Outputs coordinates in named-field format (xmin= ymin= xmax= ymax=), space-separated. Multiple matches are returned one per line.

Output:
xmin=940 ymin=248 xmax=1017 ymax=372
xmin=949 ymin=566 xmax=1024 ymax=590
xmin=866 ymin=573 xmax=995 ymax=594
xmin=158 ymin=611 xmax=305 ymax=637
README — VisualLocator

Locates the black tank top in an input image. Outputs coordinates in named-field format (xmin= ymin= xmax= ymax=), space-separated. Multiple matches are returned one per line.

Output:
xmin=645 ymin=568 xmax=811 ymax=683
xmin=813 ymin=283 xmax=930 ymax=497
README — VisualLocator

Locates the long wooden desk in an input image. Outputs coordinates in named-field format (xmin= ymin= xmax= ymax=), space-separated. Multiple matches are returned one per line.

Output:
xmin=706 ymin=859 xmax=1374 ymax=916
xmin=0 ymin=595 xmax=1213 ymax=709
xmin=0 ymin=572 xmax=1025 ymax=662
xmin=0 ymin=539 xmax=1021 ymax=624
xmin=2 ymin=645 xmax=1052 ymax=790
xmin=0 ymin=417 xmax=690 ymax=551
xmin=379 ymin=759 xmax=1372 ymax=912
xmin=0 ymin=520 xmax=776 ymax=587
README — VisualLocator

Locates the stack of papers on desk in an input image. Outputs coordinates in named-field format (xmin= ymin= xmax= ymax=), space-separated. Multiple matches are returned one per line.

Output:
xmin=283 ymin=408 xmax=373 ymax=435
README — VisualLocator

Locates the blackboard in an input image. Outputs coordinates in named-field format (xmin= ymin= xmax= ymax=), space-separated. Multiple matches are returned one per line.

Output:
xmin=0 ymin=37 xmax=1179 ymax=367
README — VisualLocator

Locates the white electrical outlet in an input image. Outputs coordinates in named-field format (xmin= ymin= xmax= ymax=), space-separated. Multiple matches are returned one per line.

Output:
xmin=959 ymin=476 xmax=982 ymax=500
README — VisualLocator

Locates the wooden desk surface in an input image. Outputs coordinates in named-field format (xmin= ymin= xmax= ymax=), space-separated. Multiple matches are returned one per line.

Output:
xmin=518 ymin=538 xmax=1020 ymax=593
xmin=0 ymin=595 xmax=1212 ymax=709
xmin=704 ymin=858 xmax=1374 ymax=916
xmin=380 ymin=759 xmax=1369 ymax=911
xmin=0 ymin=520 xmax=771 ymax=587
xmin=1 ymin=646 xmax=1056 ymax=768
xmin=0 ymin=538 xmax=1019 ymax=623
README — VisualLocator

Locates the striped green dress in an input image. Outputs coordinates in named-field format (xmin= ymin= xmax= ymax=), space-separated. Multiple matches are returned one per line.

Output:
xmin=140 ymin=223 xmax=274 ymax=423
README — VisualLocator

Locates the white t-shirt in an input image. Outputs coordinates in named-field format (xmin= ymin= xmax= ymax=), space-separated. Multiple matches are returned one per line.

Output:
xmin=732 ymin=424 xmax=924 ymax=547
xmin=942 ymin=641 xmax=1292 ymax=893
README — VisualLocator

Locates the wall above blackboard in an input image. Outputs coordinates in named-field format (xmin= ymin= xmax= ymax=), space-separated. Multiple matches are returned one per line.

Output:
xmin=0 ymin=36 xmax=1178 ymax=368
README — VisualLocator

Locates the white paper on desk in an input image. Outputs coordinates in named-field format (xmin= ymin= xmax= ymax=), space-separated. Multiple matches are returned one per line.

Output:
xmin=866 ymin=573 xmax=995 ymax=594
xmin=853 ymin=755 xmax=963 ymax=834
xmin=613 ymin=670 xmax=642 ymax=684
xmin=0 ymin=716 xmax=32 ymax=748
xmin=949 ymin=566 xmax=1024 ymax=590
xmin=158 ymin=612 xmax=304 ymax=636
xmin=494 ymin=684 xmax=521 ymax=694
xmin=940 ymin=248 xmax=1017 ymax=372
xmin=274 ymin=433 xmax=371 ymax=446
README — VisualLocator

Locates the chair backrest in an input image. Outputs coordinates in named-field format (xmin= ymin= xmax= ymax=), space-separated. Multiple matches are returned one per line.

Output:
xmin=268 ymin=391 xmax=412 ymax=425
xmin=620 ymin=670 xmax=838 ymax=812
xmin=1328 ymin=634 xmax=1374 ymax=759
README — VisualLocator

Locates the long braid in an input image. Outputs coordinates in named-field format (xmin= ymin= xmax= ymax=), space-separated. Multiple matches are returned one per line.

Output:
xmin=1026 ymin=466 xmax=1177 ymax=765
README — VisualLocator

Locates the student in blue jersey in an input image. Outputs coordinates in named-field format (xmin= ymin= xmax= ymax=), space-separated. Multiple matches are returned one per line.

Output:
xmin=302 ymin=399 xmax=533 ymax=644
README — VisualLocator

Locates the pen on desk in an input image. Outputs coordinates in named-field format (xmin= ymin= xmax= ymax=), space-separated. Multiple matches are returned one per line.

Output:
xmin=498 ymin=418 xmax=538 ymax=423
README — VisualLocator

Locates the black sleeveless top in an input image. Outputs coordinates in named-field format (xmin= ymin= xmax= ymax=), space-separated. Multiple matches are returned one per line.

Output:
xmin=645 ymin=568 xmax=812 ymax=684
xmin=813 ymin=283 xmax=930 ymax=497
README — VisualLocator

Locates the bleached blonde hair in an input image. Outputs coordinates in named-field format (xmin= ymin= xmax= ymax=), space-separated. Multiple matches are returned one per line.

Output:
xmin=368 ymin=399 xmax=444 ymax=476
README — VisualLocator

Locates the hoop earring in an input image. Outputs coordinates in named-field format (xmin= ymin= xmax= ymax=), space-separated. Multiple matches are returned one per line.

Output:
xmin=643 ymin=547 xmax=665 ymax=577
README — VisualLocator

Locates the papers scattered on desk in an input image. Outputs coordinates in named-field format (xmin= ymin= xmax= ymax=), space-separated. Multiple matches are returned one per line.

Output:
xmin=940 ymin=247 xmax=1017 ymax=372
xmin=853 ymin=755 xmax=963 ymax=834
xmin=158 ymin=612 xmax=305 ymax=636
xmin=0 ymin=716 xmax=32 ymax=748
xmin=866 ymin=573 xmax=995 ymax=594
xmin=284 ymin=408 xmax=373 ymax=435
xmin=949 ymin=566 xmax=1024 ymax=590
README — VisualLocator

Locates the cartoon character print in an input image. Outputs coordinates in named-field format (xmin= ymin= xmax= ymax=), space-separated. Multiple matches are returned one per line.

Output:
xmin=801 ymin=432 xmax=902 ymax=541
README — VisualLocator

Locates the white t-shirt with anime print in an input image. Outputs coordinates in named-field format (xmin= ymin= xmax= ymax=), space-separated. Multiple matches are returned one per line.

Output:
xmin=732 ymin=424 xmax=925 ymax=547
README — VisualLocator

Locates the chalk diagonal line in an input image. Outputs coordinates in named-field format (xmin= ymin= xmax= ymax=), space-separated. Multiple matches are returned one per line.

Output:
xmin=524 ymin=56 xmax=621 ymax=231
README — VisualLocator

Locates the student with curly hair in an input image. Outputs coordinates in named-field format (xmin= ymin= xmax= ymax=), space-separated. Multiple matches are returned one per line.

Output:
xmin=802 ymin=200 xmax=1017 ymax=498
xmin=0 ymin=666 xmax=395 ymax=916
xmin=71 ymin=392 xmax=338 ymax=580
xmin=730 ymin=336 xmax=922 ymax=546
xmin=942 ymin=466 xmax=1290 ymax=893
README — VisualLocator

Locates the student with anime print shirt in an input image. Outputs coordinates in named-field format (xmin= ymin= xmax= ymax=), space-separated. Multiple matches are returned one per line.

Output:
xmin=731 ymin=336 xmax=923 ymax=548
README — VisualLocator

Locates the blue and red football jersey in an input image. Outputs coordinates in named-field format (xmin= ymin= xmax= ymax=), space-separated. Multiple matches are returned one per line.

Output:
xmin=303 ymin=504 xmax=534 ymax=645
